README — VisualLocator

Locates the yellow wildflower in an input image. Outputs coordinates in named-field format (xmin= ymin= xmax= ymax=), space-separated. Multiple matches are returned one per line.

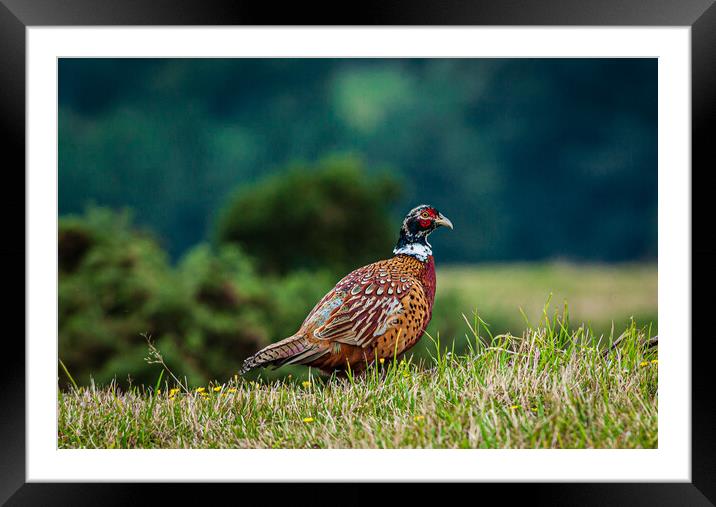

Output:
xmin=414 ymin=415 xmax=425 ymax=422
xmin=379 ymin=358 xmax=385 ymax=365
xmin=303 ymin=417 xmax=314 ymax=423
xmin=156 ymin=390 xmax=161 ymax=395
xmin=228 ymin=388 xmax=237 ymax=393
xmin=510 ymin=405 xmax=520 ymax=410
xmin=195 ymin=387 xmax=206 ymax=393
xmin=169 ymin=388 xmax=180 ymax=395
xmin=651 ymin=359 xmax=658 ymax=364
xmin=302 ymin=381 xmax=311 ymax=388
xmin=213 ymin=386 xmax=222 ymax=392
xmin=639 ymin=361 xmax=649 ymax=367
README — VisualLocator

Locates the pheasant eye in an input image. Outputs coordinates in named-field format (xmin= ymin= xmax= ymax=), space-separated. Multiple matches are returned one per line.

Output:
xmin=420 ymin=212 xmax=430 ymax=219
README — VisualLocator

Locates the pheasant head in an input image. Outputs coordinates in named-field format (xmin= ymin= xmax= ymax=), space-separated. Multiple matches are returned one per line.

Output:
xmin=393 ymin=204 xmax=453 ymax=261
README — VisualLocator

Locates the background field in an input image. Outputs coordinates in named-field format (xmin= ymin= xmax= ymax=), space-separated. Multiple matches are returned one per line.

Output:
xmin=435 ymin=262 xmax=657 ymax=336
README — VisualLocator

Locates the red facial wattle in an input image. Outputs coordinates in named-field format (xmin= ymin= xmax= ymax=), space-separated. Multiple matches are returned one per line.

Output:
xmin=418 ymin=207 xmax=438 ymax=228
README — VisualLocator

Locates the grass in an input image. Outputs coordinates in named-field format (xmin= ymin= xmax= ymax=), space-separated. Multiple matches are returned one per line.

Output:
xmin=58 ymin=309 xmax=658 ymax=449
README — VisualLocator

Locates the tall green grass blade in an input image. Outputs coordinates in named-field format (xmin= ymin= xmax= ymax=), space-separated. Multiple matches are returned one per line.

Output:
xmin=59 ymin=358 xmax=78 ymax=390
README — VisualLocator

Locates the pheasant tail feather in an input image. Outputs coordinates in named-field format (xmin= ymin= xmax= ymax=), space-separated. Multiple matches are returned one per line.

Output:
xmin=240 ymin=335 xmax=328 ymax=375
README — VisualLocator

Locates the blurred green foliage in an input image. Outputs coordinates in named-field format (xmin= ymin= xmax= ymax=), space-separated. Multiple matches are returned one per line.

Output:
xmin=216 ymin=156 xmax=401 ymax=275
xmin=59 ymin=58 xmax=657 ymax=264
xmin=59 ymin=208 xmax=178 ymax=386
xmin=59 ymin=207 xmax=336 ymax=388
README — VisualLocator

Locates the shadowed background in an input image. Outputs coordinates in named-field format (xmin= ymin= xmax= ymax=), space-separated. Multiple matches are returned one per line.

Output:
xmin=58 ymin=58 xmax=657 ymax=387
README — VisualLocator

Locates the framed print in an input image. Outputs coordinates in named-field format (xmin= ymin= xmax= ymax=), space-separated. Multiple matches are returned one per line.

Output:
xmin=3 ymin=0 xmax=714 ymax=503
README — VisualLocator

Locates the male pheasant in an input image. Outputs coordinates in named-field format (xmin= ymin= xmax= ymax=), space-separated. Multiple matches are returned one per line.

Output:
xmin=240 ymin=204 xmax=453 ymax=375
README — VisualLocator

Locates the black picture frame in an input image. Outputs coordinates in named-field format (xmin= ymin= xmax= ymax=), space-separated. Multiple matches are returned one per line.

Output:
xmin=2 ymin=0 xmax=713 ymax=504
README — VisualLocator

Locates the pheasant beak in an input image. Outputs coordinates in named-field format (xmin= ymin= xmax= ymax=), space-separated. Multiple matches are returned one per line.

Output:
xmin=435 ymin=214 xmax=454 ymax=230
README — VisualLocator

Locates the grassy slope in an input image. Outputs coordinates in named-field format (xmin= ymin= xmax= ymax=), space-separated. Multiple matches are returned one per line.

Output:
xmin=58 ymin=318 xmax=658 ymax=449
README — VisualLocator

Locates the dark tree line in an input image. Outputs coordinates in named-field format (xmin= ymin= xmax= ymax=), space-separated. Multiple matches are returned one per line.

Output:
xmin=59 ymin=58 xmax=657 ymax=263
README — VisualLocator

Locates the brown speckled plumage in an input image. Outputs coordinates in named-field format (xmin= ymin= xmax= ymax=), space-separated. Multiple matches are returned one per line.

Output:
xmin=241 ymin=205 xmax=452 ymax=375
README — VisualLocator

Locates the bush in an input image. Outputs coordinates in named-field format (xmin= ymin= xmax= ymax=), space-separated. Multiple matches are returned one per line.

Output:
xmin=59 ymin=208 xmax=338 ymax=388
xmin=174 ymin=245 xmax=271 ymax=382
xmin=59 ymin=208 xmax=179 ymax=387
xmin=215 ymin=156 xmax=402 ymax=275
